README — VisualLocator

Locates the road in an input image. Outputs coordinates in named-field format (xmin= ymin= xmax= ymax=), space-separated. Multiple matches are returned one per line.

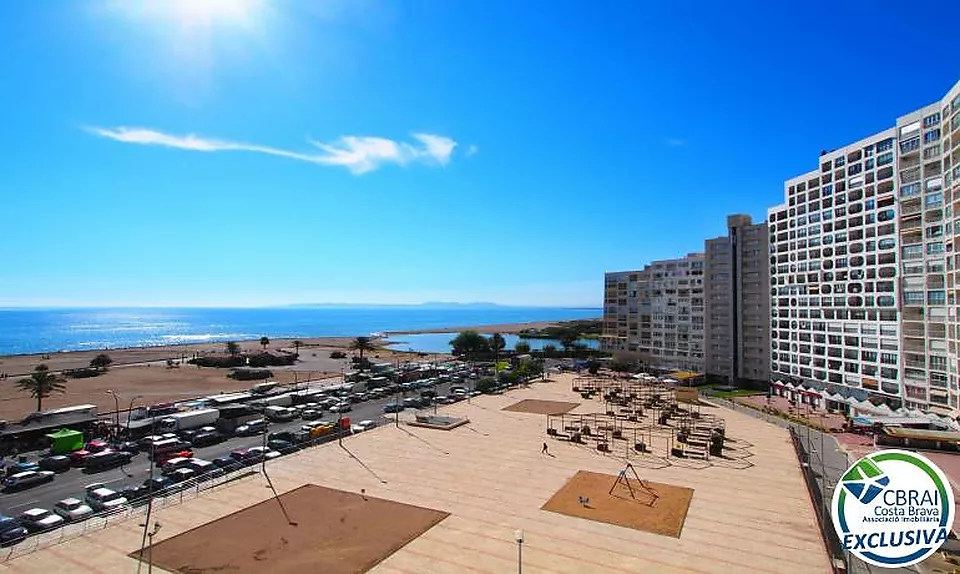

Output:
xmin=0 ymin=380 xmax=471 ymax=518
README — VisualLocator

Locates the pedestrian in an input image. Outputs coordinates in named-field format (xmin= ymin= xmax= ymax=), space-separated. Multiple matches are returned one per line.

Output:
xmin=541 ymin=442 xmax=549 ymax=455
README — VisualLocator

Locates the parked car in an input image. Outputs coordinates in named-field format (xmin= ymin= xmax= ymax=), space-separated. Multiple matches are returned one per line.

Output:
xmin=168 ymin=468 xmax=197 ymax=483
xmin=267 ymin=439 xmax=296 ymax=454
xmin=161 ymin=457 xmax=194 ymax=475
xmin=185 ymin=459 xmax=215 ymax=476
xmin=5 ymin=457 xmax=40 ymax=474
xmin=212 ymin=457 xmax=243 ymax=472
xmin=191 ymin=431 xmax=226 ymax=447
xmin=155 ymin=449 xmax=194 ymax=465
xmin=118 ymin=484 xmax=151 ymax=505
xmin=84 ymin=450 xmax=134 ymax=473
xmin=53 ymin=498 xmax=94 ymax=522
xmin=300 ymin=409 xmax=322 ymax=420
xmin=3 ymin=470 xmax=55 ymax=492
xmin=111 ymin=441 xmax=141 ymax=455
xmin=383 ymin=403 xmax=404 ymax=413
xmin=0 ymin=515 xmax=28 ymax=546
xmin=39 ymin=455 xmax=72 ymax=473
xmin=84 ymin=440 xmax=111 ymax=454
xmin=234 ymin=419 xmax=268 ymax=436
xmin=69 ymin=450 xmax=93 ymax=467
xmin=246 ymin=446 xmax=281 ymax=462
xmin=142 ymin=476 xmax=176 ymax=495
xmin=18 ymin=508 xmax=65 ymax=533
xmin=351 ymin=420 xmax=377 ymax=433
xmin=84 ymin=484 xmax=128 ymax=512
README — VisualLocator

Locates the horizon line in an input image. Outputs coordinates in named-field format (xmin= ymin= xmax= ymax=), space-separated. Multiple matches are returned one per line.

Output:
xmin=0 ymin=303 xmax=603 ymax=310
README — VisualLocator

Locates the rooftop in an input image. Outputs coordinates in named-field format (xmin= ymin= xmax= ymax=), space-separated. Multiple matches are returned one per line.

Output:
xmin=0 ymin=374 xmax=830 ymax=573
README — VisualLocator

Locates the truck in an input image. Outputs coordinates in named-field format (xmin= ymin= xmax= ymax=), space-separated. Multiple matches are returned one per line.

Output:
xmin=158 ymin=408 xmax=220 ymax=433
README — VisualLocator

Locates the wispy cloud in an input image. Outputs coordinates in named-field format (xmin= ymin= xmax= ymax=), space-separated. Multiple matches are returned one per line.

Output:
xmin=86 ymin=126 xmax=459 ymax=174
xmin=465 ymin=144 xmax=479 ymax=157
xmin=665 ymin=137 xmax=685 ymax=147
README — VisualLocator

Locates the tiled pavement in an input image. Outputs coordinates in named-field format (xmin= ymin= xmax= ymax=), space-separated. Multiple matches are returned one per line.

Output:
xmin=0 ymin=375 xmax=831 ymax=573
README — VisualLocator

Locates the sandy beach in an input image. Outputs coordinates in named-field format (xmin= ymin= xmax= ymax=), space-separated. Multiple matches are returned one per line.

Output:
xmin=0 ymin=320 xmax=577 ymax=421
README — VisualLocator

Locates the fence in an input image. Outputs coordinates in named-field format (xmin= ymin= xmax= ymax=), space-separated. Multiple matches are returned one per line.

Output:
xmin=0 ymin=463 xmax=258 ymax=562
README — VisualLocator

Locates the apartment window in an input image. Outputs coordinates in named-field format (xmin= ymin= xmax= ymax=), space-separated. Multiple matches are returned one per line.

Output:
xmin=926 ymin=225 xmax=944 ymax=238
xmin=927 ymin=242 xmax=944 ymax=255
xmin=823 ymin=184 xmax=833 ymax=196
xmin=901 ymin=183 xmax=921 ymax=198
xmin=924 ymin=113 xmax=940 ymax=128
xmin=903 ymin=291 xmax=924 ymax=304
xmin=927 ymin=260 xmax=945 ymax=273
xmin=876 ymin=138 xmax=894 ymax=152
xmin=834 ymin=156 xmax=846 ymax=168
xmin=900 ymin=136 xmax=921 ymax=154
xmin=928 ymin=291 xmax=946 ymax=305
xmin=880 ymin=353 xmax=897 ymax=365
xmin=926 ymin=192 xmax=943 ymax=208
xmin=880 ymin=367 xmax=898 ymax=380
xmin=924 ymin=128 xmax=941 ymax=143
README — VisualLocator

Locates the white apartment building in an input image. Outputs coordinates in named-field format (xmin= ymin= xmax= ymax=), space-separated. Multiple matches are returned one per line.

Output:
xmin=602 ymin=254 xmax=705 ymax=372
xmin=769 ymin=79 xmax=960 ymax=415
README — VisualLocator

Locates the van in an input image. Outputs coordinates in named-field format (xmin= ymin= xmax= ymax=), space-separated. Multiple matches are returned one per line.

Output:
xmin=148 ymin=438 xmax=189 ymax=459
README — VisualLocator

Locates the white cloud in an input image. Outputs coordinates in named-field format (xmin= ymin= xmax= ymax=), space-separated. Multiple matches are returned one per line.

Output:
xmin=86 ymin=126 xmax=459 ymax=174
xmin=665 ymin=137 xmax=685 ymax=147
xmin=465 ymin=144 xmax=479 ymax=157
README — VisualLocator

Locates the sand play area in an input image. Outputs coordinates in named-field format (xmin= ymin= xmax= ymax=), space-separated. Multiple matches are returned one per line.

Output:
xmin=140 ymin=484 xmax=449 ymax=574
xmin=542 ymin=469 xmax=694 ymax=538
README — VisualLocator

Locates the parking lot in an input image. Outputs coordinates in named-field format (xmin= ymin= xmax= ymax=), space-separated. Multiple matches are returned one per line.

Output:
xmin=0 ymin=371 xmax=480 ymax=544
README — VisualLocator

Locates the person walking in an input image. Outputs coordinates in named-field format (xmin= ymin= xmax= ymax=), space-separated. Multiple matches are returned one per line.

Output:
xmin=541 ymin=442 xmax=549 ymax=455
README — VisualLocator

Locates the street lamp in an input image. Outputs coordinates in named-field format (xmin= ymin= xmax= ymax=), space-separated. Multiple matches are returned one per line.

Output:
xmin=106 ymin=390 xmax=120 ymax=438
xmin=514 ymin=529 xmax=524 ymax=574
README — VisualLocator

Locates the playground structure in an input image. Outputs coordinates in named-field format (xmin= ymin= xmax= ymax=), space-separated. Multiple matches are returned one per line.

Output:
xmin=553 ymin=376 xmax=753 ymax=470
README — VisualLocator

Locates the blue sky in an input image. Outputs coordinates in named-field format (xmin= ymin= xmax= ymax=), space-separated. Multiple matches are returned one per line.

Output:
xmin=1 ymin=1 xmax=957 ymax=308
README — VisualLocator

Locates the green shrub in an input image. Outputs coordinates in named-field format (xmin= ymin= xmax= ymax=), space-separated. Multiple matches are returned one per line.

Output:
xmin=475 ymin=377 xmax=498 ymax=393
xmin=227 ymin=368 xmax=274 ymax=381
xmin=64 ymin=367 xmax=102 ymax=379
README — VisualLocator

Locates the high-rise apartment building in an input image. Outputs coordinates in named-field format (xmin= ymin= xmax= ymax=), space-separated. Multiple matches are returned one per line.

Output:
xmin=769 ymin=79 xmax=960 ymax=414
xmin=601 ymin=254 xmax=705 ymax=372
xmin=704 ymin=215 xmax=770 ymax=385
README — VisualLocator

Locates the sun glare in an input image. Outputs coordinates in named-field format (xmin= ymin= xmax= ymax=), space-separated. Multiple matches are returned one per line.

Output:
xmin=115 ymin=0 xmax=266 ymax=30
xmin=168 ymin=0 xmax=262 ymax=27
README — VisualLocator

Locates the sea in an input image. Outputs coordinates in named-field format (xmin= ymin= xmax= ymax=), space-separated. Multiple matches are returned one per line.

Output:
xmin=0 ymin=307 xmax=601 ymax=356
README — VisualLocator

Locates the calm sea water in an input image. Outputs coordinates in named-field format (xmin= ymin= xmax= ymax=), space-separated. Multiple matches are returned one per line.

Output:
xmin=0 ymin=307 xmax=600 ymax=356
xmin=384 ymin=333 xmax=599 ymax=354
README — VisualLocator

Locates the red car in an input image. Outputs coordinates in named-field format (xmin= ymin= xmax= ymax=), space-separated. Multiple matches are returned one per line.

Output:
xmin=155 ymin=449 xmax=194 ymax=465
xmin=85 ymin=440 xmax=111 ymax=453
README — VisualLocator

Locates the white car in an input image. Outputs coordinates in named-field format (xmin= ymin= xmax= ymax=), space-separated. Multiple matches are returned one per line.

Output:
xmin=18 ymin=508 xmax=65 ymax=532
xmin=351 ymin=420 xmax=377 ymax=433
xmin=53 ymin=498 xmax=94 ymax=522
xmin=84 ymin=486 xmax=128 ymax=512
xmin=246 ymin=446 xmax=281 ymax=461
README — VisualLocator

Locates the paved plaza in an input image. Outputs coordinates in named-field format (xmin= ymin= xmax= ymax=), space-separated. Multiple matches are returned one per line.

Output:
xmin=0 ymin=375 xmax=831 ymax=573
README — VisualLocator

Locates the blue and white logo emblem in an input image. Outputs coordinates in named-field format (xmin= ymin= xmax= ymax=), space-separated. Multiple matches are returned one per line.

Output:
xmin=831 ymin=450 xmax=955 ymax=568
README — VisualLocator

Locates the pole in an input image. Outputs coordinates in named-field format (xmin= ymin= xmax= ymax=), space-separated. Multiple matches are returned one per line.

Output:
xmin=107 ymin=390 xmax=120 ymax=437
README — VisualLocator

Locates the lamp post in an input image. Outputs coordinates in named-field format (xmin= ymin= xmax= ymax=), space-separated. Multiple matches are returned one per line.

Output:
xmin=106 ymin=390 xmax=120 ymax=438
xmin=514 ymin=529 xmax=524 ymax=574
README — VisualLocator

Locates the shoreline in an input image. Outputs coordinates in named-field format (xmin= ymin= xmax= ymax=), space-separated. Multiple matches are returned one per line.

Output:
xmin=0 ymin=319 xmax=599 ymax=377
xmin=385 ymin=318 xmax=599 ymax=336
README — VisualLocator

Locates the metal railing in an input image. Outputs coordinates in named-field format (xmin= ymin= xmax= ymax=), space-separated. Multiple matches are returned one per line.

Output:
xmin=0 ymin=465 xmax=258 ymax=562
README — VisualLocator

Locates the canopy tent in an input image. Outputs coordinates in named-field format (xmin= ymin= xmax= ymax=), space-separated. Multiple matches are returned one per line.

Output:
xmin=45 ymin=428 xmax=83 ymax=454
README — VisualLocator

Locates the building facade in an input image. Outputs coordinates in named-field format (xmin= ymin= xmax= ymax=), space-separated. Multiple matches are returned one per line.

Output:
xmin=768 ymin=79 xmax=960 ymax=414
xmin=704 ymin=215 xmax=770 ymax=386
xmin=601 ymin=254 xmax=705 ymax=372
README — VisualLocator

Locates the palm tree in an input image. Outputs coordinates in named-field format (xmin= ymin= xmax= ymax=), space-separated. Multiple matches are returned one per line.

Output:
xmin=349 ymin=336 xmax=376 ymax=371
xmin=259 ymin=336 xmax=270 ymax=351
xmin=18 ymin=364 xmax=66 ymax=412
xmin=225 ymin=341 xmax=240 ymax=357
xmin=292 ymin=340 xmax=303 ymax=357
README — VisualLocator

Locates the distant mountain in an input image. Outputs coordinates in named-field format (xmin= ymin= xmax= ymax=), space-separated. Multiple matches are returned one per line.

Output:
xmin=279 ymin=302 xmax=599 ymax=310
